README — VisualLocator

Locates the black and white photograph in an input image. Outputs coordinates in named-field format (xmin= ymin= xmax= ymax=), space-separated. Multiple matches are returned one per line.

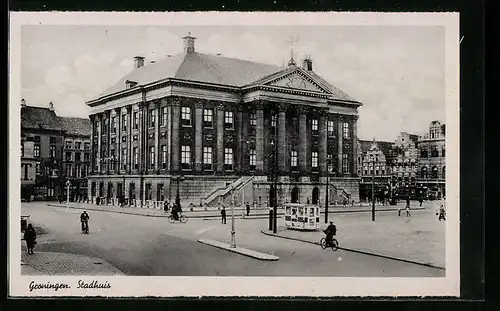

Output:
xmin=9 ymin=12 xmax=460 ymax=297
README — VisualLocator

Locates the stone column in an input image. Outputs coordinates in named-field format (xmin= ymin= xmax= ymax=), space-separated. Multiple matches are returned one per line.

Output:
xmin=161 ymin=98 xmax=171 ymax=172
xmin=216 ymin=102 xmax=225 ymax=173
xmin=154 ymin=101 xmax=160 ymax=172
xmin=97 ymin=113 xmax=102 ymax=173
xmin=116 ymin=108 xmax=121 ymax=174
xmin=90 ymin=115 xmax=96 ymax=173
xmin=255 ymin=101 xmax=265 ymax=174
xmin=318 ymin=109 xmax=328 ymax=175
xmin=241 ymin=105 xmax=249 ymax=174
xmin=127 ymin=106 xmax=132 ymax=174
xmin=352 ymin=115 xmax=359 ymax=176
xmin=337 ymin=115 xmax=344 ymax=175
xmin=236 ymin=105 xmax=244 ymax=173
xmin=107 ymin=110 xmax=111 ymax=174
xmin=170 ymin=97 xmax=181 ymax=172
xmin=277 ymin=103 xmax=288 ymax=174
xmin=298 ymin=105 xmax=308 ymax=174
xmin=194 ymin=100 xmax=204 ymax=172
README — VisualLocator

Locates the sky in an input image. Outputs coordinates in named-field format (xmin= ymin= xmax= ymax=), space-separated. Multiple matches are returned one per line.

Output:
xmin=21 ymin=25 xmax=445 ymax=141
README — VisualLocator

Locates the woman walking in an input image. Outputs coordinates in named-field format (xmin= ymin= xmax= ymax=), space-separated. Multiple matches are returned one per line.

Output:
xmin=23 ymin=223 xmax=37 ymax=255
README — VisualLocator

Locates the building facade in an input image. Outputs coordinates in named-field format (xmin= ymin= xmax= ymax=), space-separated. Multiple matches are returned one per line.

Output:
xmin=357 ymin=139 xmax=393 ymax=201
xmin=21 ymin=100 xmax=91 ymax=201
xmin=86 ymin=34 xmax=362 ymax=209
xmin=417 ymin=121 xmax=446 ymax=199
xmin=388 ymin=132 xmax=420 ymax=199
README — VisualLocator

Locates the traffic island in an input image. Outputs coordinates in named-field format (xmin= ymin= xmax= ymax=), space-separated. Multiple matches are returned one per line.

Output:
xmin=197 ymin=239 xmax=279 ymax=261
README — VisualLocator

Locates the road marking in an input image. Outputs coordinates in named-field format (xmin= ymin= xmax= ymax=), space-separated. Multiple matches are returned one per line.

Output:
xmin=196 ymin=226 xmax=218 ymax=235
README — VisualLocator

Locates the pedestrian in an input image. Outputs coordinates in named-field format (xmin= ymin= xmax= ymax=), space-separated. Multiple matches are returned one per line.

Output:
xmin=419 ymin=197 xmax=423 ymax=207
xmin=221 ymin=206 xmax=227 ymax=224
xmin=163 ymin=200 xmax=169 ymax=213
xmin=23 ymin=223 xmax=37 ymax=254
xmin=405 ymin=198 xmax=411 ymax=217
xmin=438 ymin=204 xmax=446 ymax=221
xmin=246 ymin=202 xmax=250 ymax=216
xmin=398 ymin=207 xmax=402 ymax=216
xmin=306 ymin=198 xmax=310 ymax=204
xmin=80 ymin=211 xmax=90 ymax=233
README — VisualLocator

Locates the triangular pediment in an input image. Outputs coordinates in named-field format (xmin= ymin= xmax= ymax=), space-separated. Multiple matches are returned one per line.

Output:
xmin=262 ymin=69 xmax=331 ymax=94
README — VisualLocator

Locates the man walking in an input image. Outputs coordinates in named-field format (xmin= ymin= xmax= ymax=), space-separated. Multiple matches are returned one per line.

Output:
xmin=221 ymin=206 xmax=227 ymax=224
xmin=405 ymin=197 xmax=411 ymax=217
xmin=246 ymin=202 xmax=250 ymax=216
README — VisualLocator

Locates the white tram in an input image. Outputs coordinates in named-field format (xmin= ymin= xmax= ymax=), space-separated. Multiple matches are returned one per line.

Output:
xmin=284 ymin=203 xmax=320 ymax=231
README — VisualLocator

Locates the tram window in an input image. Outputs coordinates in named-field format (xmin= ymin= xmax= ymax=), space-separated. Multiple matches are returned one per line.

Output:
xmin=310 ymin=207 xmax=314 ymax=215
xmin=286 ymin=207 xmax=291 ymax=214
xmin=299 ymin=208 xmax=304 ymax=216
xmin=292 ymin=208 xmax=297 ymax=215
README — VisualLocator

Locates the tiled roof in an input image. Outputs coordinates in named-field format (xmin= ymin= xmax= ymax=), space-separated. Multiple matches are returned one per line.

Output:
xmin=59 ymin=117 xmax=91 ymax=136
xmin=99 ymin=51 xmax=281 ymax=97
xmin=359 ymin=140 xmax=394 ymax=158
xmin=97 ymin=52 xmax=359 ymax=103
xmin=21 ymin=106 xmax=62 ymax=131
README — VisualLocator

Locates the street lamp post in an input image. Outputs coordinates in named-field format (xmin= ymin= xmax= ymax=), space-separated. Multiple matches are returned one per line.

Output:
xmin=371 ymin=153 xmax=376 ymax=222
xmin=325 ymin=159 xmax=331 ymax=223
xmin=230 ymin=184 xmax=236 ymax=248
xmin=273 ymin=122 xmax=278 ymax=234
xmin=65 ymin=179 xmax=71 ymax=209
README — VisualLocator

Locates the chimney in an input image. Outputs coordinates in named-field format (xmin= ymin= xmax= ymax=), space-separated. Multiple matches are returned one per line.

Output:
xmin=182 ymin=32 xmax=196 ymax=53
xmin=301 ymin=57 xmax=313 ymax=71
xmin=134 ymin=56 xmax=145 ymax=68
xmin=21 ymin=98 xmax=26 ymax=108
xmin=48 ymin=101 xmax=55 ymax=111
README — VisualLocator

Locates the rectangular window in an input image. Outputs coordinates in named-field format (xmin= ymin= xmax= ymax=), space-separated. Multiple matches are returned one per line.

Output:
xmin=250 ymin=112 xmax=256 ymax=126
xmin=122 ymin=114 xmax=127 ymax=131
xmin=49 ymin=145 xmax=56 ymax=158
xmin=224 ymin=111 xmax=234 ymax=129
xmin=203 ymin=108 xmax=213 ymax=128
xmin=161 ymin=107 xmax=167 ymax=127
xmin=271 ymin=114 xmax=277 ymax=127
xmin=65 ymin=152 xmax=72 ymax=161
xmin=111 ymin=116 xmax=116 ymax=133
xmin=181 ymin=145 xmax=191 ymax=167
xmin=311 ymin=151 xmax=318 ymax=168
xmin=291 ymin=150 xmax=298 ymax=168
xmin=133 ymin=112 xmax=139 ymax=130
xmin=75 ymin=152 xmax=81 ymax=162
xmin=327 ymin=120 xmax=335 ymax=136
xmin=122 ymin=148 xmax=127 ymax=169
xmin=311 ymin=119 xmax=318 ymax=131
xmin=161 ymin=145 xmax=167 ymax=169
xmin=224 ymin=148 xmax=233 ymax=169
xmin=342 ymin=122 xmax=350 ymax=139
xmin=36 ymin=162 xmax=41 ymax=174
xmin=149 ymin=109 xmax=155 ymax=128
xmin=75 ymin=164 xmax=81 ymax=178
xmin=249 ymin=149 xmax=256 ymax=169
xmin=203 ymin=146 xmax=213 ymax=170
xmin=66 ymin=164 xmax=72 ymax=177
xmin=342 ymin=154 xmax=349 ymax=173
xmin=21 ymin=144 xmax=24 ymax=157
xmin=133 ymin=147 xmax=138 ymax=169
xmin=84 ymin=153 xmax=90 ymax=162
xmin=50 ymin=136 xmax=56 ymax=144
xmin=181 ymin=106 xmax=191 ymax=126
xmin=149 ymin=146 xmax=155 ymax=169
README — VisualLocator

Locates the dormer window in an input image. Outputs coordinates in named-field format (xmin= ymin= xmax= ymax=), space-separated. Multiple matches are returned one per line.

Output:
xmin=126 ymin=80 xmax=138 ymax=89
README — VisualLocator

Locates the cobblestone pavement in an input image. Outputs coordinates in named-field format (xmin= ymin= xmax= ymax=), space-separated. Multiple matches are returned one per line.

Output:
xmin=21 ymin=251 xmax=124 ymax=275
xmin=19 ymin=202 xmax=444 ymax=277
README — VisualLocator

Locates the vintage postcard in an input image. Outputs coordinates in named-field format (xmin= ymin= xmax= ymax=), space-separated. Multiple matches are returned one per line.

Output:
xmin=9 ymin=11 xmax=460 ymax=297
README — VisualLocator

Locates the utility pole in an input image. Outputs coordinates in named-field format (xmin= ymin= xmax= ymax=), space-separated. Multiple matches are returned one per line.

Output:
xmin=273 ymin=116 xmax=278 ymax=234
xmin=230 ymin=184 xmax=236 ymax=248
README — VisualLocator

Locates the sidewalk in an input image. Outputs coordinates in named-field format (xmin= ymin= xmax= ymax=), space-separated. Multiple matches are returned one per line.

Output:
xmin=21 ymin=251 xmax=125 ymax=275
xmin=46 ymin=201 xmax=419 ymax=219
xmin=261 ymin=207 xmax=445 ymax=269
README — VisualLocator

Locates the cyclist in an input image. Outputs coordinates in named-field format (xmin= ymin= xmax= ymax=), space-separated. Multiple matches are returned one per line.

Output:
xmin=80 ymin=211 xmax=90 ymax=233
xmin=324 ymin=221 xmax=337 ymax=246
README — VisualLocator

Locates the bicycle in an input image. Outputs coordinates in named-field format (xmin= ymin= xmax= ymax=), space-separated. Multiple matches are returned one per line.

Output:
xmin=81 ymin=221 xmax=89 ymax=234
xmin=320 ymin=237 xmax=339 ymax=251
xmin=168 ymin=214 xmax=188 ymax=224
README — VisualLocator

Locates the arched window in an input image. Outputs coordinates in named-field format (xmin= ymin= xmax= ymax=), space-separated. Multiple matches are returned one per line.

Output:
xmin=421 ymin=166 xmax=428 ymax=179
xmin=431 ymin=166 xmax=439 ymax=179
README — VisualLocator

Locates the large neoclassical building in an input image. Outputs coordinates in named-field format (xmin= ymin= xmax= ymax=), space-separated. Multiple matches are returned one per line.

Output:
xmin=87 ymin=34 xmax=362 ymax=209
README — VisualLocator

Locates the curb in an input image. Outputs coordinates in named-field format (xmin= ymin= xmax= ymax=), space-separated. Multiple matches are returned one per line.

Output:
xmin=260 ymin=230 xmax=445 ymax=270
xmin=197 ymin=239 xmax=279 ymax=261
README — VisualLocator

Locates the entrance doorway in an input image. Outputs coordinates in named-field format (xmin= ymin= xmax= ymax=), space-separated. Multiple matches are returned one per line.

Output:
xmin=312 ymin=187 xmax=320 ymax=205
xmin=269 ymin=186 xmax=276 ymax=207
xmin=291 ymin=187 xmax=299 ymax=203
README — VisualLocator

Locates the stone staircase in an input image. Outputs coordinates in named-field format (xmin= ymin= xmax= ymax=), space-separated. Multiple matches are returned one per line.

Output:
xmin=176 ymin=177 xmax=237 ymax=207
xmin=329 ymin=182 xmax=351 ymax=204
xmin=204 ymin=176 xmax=254 ymax=208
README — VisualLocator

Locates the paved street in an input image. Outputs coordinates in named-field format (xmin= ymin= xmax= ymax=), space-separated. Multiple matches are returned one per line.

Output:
xmin=19 ymin=202 xmax=444 ymax=277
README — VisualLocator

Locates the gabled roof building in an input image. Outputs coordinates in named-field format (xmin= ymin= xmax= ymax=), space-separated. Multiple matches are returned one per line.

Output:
xmin=86 ymin=33 xmax=363 ymax=208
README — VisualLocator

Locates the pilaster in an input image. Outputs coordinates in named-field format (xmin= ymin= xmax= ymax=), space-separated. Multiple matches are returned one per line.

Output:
xmin=194 ymin=100 xmax=204 ymax=172
xmin=216 ymin=102 xmax=225 ymax=173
